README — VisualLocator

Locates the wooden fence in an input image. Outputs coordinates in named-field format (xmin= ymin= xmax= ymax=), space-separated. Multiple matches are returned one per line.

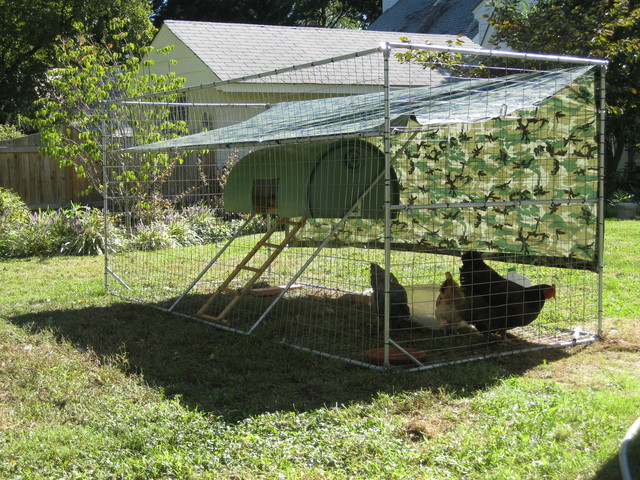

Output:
xmin=0 ymin=133 xmax=99 ymax=209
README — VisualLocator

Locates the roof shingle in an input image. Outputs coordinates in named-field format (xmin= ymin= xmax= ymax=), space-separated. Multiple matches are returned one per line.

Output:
xmin=369 ymin=0 xmax=482 ymax=39
xmin=160 ymin=20 xmax=479 ymax=86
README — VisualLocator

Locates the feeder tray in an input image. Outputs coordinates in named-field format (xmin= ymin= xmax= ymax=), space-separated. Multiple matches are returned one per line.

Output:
xmin=365 ymin=347 xmax=427 ymax=366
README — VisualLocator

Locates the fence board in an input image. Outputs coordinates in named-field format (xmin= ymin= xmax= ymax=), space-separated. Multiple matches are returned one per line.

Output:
xmin=0 ymin=133 xmax=99 ymax=209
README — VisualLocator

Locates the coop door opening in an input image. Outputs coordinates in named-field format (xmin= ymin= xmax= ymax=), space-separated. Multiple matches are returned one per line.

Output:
xmin=252 ymin=178 xmax=279 ymax=214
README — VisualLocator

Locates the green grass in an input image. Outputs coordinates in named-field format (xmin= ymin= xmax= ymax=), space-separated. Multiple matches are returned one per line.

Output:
xmin=0 ymin=219 xmax=639 ymax=479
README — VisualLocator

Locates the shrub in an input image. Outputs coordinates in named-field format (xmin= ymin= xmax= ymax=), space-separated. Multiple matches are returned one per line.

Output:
xmin=8 ymin=210 xmax=68 ymax=257
xmin=0 ymin=124 xmax=23 ymax=141
xmin=0 ymin=188 xmax=30 ymax=226
xmin=130 ymin=222 xmax=178 ymax=251
xmin=235 ymin=215 xmax=270 ymax=236
xmin=165 ymin=218 xmax=201 ymax=246
xmin=0 ymin=193 xmax=125 ymax=258
xmin=172 ymin=204 xmax=266 ymax=242
xmin=178 ymin=204 xmax=224 ymax=241
xmin=59 ymin=204 xmax=125 ymax=256
xmin=0 ymin=188 xmax=270 ymax=258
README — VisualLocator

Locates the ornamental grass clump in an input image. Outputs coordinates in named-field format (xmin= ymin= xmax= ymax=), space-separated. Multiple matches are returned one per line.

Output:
xmin=0 ymin=189 xmax=125 ymax=257
xmin=59 ymin=204 xmax=125 ymax=256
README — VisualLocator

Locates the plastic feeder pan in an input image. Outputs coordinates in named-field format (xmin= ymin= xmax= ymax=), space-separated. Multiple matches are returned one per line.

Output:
xmin=364 ymin=347 xmax=426 ymax=365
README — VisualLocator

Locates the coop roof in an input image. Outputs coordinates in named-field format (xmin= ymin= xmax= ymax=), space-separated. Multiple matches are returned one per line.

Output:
xmin=128 ymin=65 xmax=593 ymax=152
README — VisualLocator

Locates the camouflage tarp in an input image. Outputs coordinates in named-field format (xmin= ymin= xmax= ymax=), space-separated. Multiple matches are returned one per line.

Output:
xmin=294 ymin=68 xmax=600 ymax=270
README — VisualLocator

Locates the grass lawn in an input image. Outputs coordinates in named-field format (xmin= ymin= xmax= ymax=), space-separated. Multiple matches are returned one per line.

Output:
xmin=0 ymin=219 xmax=638 ymax=479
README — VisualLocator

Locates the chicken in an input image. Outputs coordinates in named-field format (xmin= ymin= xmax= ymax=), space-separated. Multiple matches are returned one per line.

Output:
xmin=458 ymin=251 xmax=556 ymax=337
xmin=370 ymin=263 xmax=411 ymax=329
xmin=434 ymin=271 xmax=468 ymax=331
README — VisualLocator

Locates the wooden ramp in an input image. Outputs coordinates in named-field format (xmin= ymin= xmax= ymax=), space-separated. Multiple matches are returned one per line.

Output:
xmin=198 ymin=217 xmax=308 ymax=322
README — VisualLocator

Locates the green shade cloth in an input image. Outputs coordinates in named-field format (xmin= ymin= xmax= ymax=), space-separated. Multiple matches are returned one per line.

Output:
xmin=125 ymin=66 xmax=592 ymax=151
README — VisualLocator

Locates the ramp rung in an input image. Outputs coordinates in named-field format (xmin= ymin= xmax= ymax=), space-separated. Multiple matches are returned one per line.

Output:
xmin=241 ymin=265 xmax=261 ymax=273
xmin=278 ymin=219 xmax=303 ymax=226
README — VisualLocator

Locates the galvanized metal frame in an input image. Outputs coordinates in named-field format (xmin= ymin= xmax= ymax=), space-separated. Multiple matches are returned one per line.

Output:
xmin=103 ymin=42 xmax=608 ymax=370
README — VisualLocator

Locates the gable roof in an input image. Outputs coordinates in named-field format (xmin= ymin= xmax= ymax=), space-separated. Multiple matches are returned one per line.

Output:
xmin=369 ymin=0 xmax=482 ymax=38
xmin=153 ymin=20 xmax=479 ymax=87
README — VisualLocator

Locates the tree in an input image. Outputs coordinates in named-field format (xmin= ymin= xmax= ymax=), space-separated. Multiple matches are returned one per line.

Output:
xmin=31 ymin=18 xmax=188 ymax=219
xmin=489 ymin=0 xmax=640 ymax=190
xmin=152 ymin=0 xmax=380 ymax=29
xmin=0 ymin=0 xmax=154 ymax=126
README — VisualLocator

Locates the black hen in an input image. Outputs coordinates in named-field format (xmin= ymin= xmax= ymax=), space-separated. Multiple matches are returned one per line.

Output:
xmin=458 ymin=251 xmax=556 ymax=337
xmin=370 ymin=263 xmax=411 ymax=329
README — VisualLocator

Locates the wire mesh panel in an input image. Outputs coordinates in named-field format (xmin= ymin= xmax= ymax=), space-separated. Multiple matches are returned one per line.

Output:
xmin=103 ymin=43 xmax=606 ymax=370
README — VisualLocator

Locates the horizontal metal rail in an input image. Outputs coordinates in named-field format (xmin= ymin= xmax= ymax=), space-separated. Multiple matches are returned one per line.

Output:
xmin=390 ymin=197 xmax=598 ymax=211
xmin=118 ymin=101 xmax=271 ymax=108
xmin=105 ymin=42 xmax=607 ymax=105
xmin=117 ymin=130 xmax=389 ymax=153
xmin=404 ymin=334 xmax=598 ymax=373
xmin=385 ymin=41 xmax=609 ymax=67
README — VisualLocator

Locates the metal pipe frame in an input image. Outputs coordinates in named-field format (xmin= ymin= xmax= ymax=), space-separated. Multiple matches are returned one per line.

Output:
xmin=106 ymin=46 xmax=383 ymax=103
xmin=404 ymin=335 xmax=599 ymax=373
xmin=382 ymin=44 xmax=393 ymax=367
xmin=596 ymin=64 xmax=607 ymax=337
xmin=103 ymin=42 xmax=608 ymax=372
xmin=118 ymin=101 xmax=272 ymax=108
xmin=386 ymin=41 xmax=610 ymax=67
xmin=389 ymin=197 xmax=598 ymax=212
xmin=108 ymin=42 xmax=607 ymax=104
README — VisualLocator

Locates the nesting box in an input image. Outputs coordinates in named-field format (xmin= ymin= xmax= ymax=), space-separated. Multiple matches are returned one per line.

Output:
xmin=224 ymin=139 xmax=399 ymax=219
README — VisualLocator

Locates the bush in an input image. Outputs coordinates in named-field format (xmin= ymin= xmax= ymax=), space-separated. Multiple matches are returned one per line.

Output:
xmin=178 ymin=204 xmax=226 ymax=242
xmin=6 ymin=210 xmax=68 ymax=257
xmin=0 ymin=189 xmax=33 ymax=258
xmin=0 ymin=188 xmax=30 ymax=225
xmin=59 ymin=204 xmax=125 ymax=256
xmin=170 ymin=204 xmax=270 ymax=242
xmin=233 ymin=215 xmax=270 ymax=236
xmin=0 ymin=124 xmax=23 ymax=141
xmin=0 ymin=190 xmax=269 ymax=258
xmin=129 ymin=222 xmax=178 ymax=251
xmin=0 ymin=192 xmax=125 ymax=258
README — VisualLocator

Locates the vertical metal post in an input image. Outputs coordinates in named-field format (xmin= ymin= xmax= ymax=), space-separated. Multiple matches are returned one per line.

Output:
xmin=101 ymin=116 xmax=110 ymax=292
xmin=596 ymin=64 xmax=607 ymax=337
xmin=382 ymin=43 xmax=392 ymax=367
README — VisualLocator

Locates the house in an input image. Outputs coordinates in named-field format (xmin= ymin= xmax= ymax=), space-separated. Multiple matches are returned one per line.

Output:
xmin=368 ymin=0 xmax=534 ymax=49
xmin=143 ymin=20 xmax=481 ymax=160
xmin=147 ymin=20 xmax=480 ymax=89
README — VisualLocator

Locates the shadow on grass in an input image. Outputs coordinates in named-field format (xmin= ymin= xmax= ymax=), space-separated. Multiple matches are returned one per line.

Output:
xmin=10 ymin=300 xmax=574 ymax=422
xmin=593 ymin=453 xmax=625 ymax=480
